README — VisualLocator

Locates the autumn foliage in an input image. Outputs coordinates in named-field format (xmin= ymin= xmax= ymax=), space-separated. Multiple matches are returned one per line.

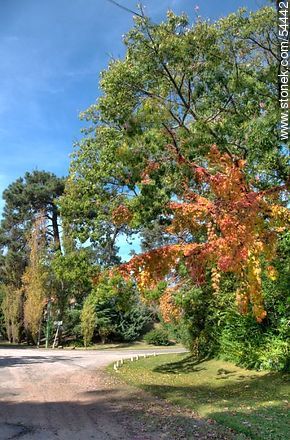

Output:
xmin=116 ymin=146 xmax=289 ymax=322
xmin=22 ymin=214 xmax=48 ymax=342
xmin=159 ymin=288 xmax=182 ymax=324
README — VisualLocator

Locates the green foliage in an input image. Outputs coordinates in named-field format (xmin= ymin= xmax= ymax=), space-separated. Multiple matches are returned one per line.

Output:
xmin=81 ymin=274 xmax=152 ymax=345
xmin=52 ymin=248 xmax=93 ymax=296
xmin=259 ymin=337 xmax=289 ymax=372
xmin=0 ymin=4 xmax=286 ymax=366
xmin=167 ymin=239 xmax=290 ymax=371
xmin=116 ymin=304 xmax=152 ymax=342
xmin=51 ymin=241 xmax=95 ymax=317
xmin=59 ymin=5 xmax=288 ymax=370
xmin=63 ymin=306 xmax=82 ymax=340
xmin=81 ymin=292 xmax=97 ymax=347
xmin=0 ymin=171 xmax=64 ymax=278
xmin=62 ymin=5 xmax=285 ymax=252
xmin=218 ymin=313 xmax=289 ymax=372
xmin=1 ymin=284 xmax=22 ymax=343
xmin=169 ymin=282 xmax=218 ymax=356
xmin=144 ymin=328 xmax=171 ymax=346
xmin=216 ymin=233 xmax=290 ymax=372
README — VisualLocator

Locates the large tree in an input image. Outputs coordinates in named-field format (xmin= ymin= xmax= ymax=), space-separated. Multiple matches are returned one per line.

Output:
xmin=60 ymin=5 xmax=289 ymax=363
xmin=0 ymin=170 xmax=64 ymax=287
xmin=62 ymin=6 xmax=287 ymax=249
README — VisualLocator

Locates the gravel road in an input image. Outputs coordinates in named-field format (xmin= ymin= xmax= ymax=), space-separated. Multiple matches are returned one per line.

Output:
xmin=0 ymin=347 xmax=238 ymax=440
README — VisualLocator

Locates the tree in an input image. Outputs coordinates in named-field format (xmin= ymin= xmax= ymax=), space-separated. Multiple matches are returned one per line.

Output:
xmin=62 ymin=171 xmax=123 ymax=266
xmin=81 ymin=293 xmax=97 ymax=347
xmin=62 ymin=5 xmax=287 ymax=251
xmin=22 ymin=214 xmax=48 ymax=344
xmin=0 ymin=171 xmax=64 ymax=288
xmin=51 ymin=225 xmax=96 ymax=329
xmin=1 ymin=284 xmax=22 ymax=343
xmin=116 ymin=146 xmax=289 ymax=322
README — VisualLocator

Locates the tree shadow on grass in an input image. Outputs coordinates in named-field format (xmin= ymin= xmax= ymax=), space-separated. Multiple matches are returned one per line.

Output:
xmin=153 ymin=355 xmax=209 ymax=374
xmin=138 ymin=372 xmax=289 ymax=440
xmin=141 ymin=371 xmax=289 ymax=405
xmin=210 ymin=406 xmax=289 ymax=440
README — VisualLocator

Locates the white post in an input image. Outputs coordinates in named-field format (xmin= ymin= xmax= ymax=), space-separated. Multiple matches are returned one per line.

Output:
xmin=52 ymin=325 xmax=59 ymax=349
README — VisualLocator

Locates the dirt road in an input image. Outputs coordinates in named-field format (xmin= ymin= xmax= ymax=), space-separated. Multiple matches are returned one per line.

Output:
xmin=0 ymin=347 xmax=238 ymax=440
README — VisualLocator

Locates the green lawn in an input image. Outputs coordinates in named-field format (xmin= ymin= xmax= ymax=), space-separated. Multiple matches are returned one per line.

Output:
xmin=112 ymin=354 xmax=290 ymax=440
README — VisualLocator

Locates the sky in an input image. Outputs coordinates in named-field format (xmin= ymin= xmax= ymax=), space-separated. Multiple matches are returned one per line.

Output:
xmin=0 ymin=0 xmax=267 ymax=259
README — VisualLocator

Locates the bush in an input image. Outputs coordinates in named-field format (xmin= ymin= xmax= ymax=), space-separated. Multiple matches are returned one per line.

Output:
xmin=218 ymin=313 xmax=290 ymax=372
xmin=63 ymin=307 xmax=82 ymax=339
xmin=218 ymin=314 xmax=263 ymax=370
xmin=144 ymin=328 xmax=172 ymax=346
xmin=81 ymin=293 xmax=97 ymax=347
xmin=116 ymin=305 xmax=152 ymax=342
xmin=258 ymin=337 xmax=289 ymax=372
xmin=169 ymin=283 xmax=219 ymax=356
xmin=80 ymin=275 xmax=153 ymax=345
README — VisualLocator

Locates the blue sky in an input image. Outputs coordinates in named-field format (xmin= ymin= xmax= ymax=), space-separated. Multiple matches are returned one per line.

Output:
xmin=0 ymin=0 xmax=266 ymax=259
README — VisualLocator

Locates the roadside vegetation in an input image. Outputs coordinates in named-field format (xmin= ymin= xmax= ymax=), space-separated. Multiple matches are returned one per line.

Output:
xmin=113 ymin=353 xmax=290 ymax=440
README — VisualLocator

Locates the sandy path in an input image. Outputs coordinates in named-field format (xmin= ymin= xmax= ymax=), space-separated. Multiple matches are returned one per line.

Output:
xmin=0 ymin=348 xmax=239 ymax=439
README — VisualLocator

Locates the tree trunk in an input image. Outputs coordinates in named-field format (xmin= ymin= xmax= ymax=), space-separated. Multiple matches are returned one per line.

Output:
xmin=52 ymin=206 xmax=61 ymax=252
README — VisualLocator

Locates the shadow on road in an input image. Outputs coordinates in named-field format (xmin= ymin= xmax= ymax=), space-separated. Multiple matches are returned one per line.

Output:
xmin=0 ymin=355 xmax=82 ymax=368
xmin=0 ymin=388 xmax=234 ymax=440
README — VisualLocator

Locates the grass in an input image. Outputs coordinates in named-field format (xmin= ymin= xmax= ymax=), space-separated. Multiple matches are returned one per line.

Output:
xmin=111 ymin=353 xmax=290 ymax=440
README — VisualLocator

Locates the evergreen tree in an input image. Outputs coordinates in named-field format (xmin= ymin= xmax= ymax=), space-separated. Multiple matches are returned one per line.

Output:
xmin=0 ymin=170 xmax=64 ymax=287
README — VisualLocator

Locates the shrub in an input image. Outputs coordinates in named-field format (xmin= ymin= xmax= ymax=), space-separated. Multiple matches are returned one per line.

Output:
xmin=259 ymin=337 xmax=289 ymax=372
xmin=116 ymin=304 xmax=152 ymax=342
xmin=63 ymin=307 xmax=82 ymax=339
xmin=144 ymin=328 xmax=172 ymax=346
xmin=218 ymin=313 xmax=290 ymax=372
xmin=81 ymin=293 xmax=97 ymax=347
xmin=80 ymin=275 xmax=153 ymax=345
